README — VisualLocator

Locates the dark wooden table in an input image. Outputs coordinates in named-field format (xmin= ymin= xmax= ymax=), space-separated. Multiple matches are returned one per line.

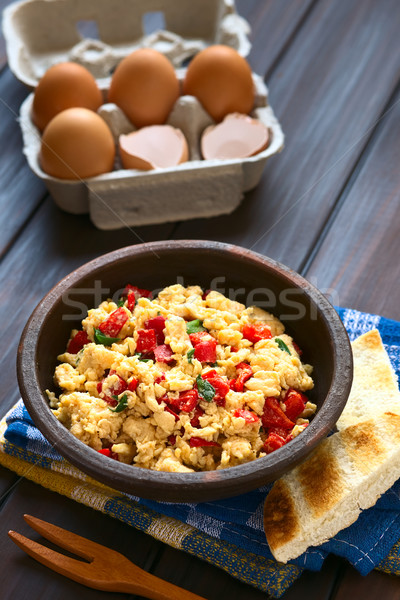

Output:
xmin=1 ymin=1 xmax=400 ymax=598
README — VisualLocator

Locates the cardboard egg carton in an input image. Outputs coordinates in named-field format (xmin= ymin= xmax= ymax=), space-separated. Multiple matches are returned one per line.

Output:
xmin=4 ymin=0 xmax=284 ymax=230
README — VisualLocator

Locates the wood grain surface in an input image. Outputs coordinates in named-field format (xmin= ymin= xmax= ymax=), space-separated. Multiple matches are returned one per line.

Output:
xmin=0 ymin=466 xmax=19 ymax=498
xmin=236 ymin=0 xmax=318 ymax=76
xmin=0 ymin=0 xmax=399 ymax=599
xmin=305 ymin=86 xmax=400 ymax=319
xmin=0 ymin=69 xmax=46 ymax=258
xmin=174 ymin=0 xmax=400 ymax=271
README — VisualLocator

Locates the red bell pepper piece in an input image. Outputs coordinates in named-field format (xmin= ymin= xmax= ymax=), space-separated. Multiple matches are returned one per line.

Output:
xmin=136 ymin=329 xmax=157 ymax=354
xmin=203 ymin=369 xmax=218 ymax=378
xmin=157 ymin=394 xmax=180 ymax=421
xmin=98 ymin=308 xmax=128 ymax=338
xmin=189 ymin=331 xmax=218 ymax=363
xmin=262 ymin=397 xmax=295 ymax=429
xmin=179 ymin=389 xmax=199 ymax=413
xmin=202 ymin=371 xmax=229 ymax=406
xmin=123 ymin=285 xmax=153 ymax=311
xmin=111 ymin=374 xmax=128 ymax=395
xmin=67 ymin=330 xmax=90 ymax=354
xmin=145 ymin=315 xmax=166 ymax=345
xmin=189 ymin=331 xmax=212 ymax=346
xmin=292 ymin=341 xmax=303 ymax=356
xmin=127 ymin=377 xmax=139 ymax=392
xmin=194 ymin=339 xmax=217 ymax=363
xmin=232 ymin=362 xmax=253 ymax=392
xmin=189 ymin=437 xmax=220 ymax=448
xmin=263 ymin=431 xmax=287 ymax=454
xmin=97 ymin=448 xmax=119 ymax=460
xmin=126 ymin=293 xmax=136 ymax=312
xmin=154 ymin=373 xmax=166 ymax=384
xmin=167 ymin=389 xmax=199 ymax=413
xmin=124 ymin=284 xmax=153 ymax=298
xmin=190 ymin=405 xmax=205 ymax=427
xmin=242 ymin=323 xmax=272 ymax=344
xmin=168 ymin=435 xmax=177 ymax=446
xmin=165 ymin=406 xmax=180 ymax=420
xmin=233 ymin=409 xmax=259 ymax=423
xmin=267 ymin=426 xmax=291 ymax=440
xmin=283 ymin=388 xmax=307 ymax=421
xmin=154 ymin=344 xmax=174 ymax=364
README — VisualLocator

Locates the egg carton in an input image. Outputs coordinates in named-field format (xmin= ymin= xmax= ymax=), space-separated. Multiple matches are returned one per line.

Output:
xmin=4 ymin=0 xmax=284 ymax=229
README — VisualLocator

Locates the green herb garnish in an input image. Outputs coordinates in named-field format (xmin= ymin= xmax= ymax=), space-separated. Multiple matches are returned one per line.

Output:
xmin=75 ymin=348 xmax=84 ymax=366
xmin=186 ymin=319 xmax=206 ymax=334
xmin=210 ymin=361 xmax=219 ymax=367
xmin=94 ymin=329 xmax=121 ymax=346
xmin=196 ymin=375 xmax=215 ymax=402
xmin=275 ymin=338 xmax=291 ymax=355
xmin=108 ymin=393 xmax=128 ymax=413
xmin=187 ymin=348 xmax=195 ymax=363
xmin=135 ymin=352 xmax=152 ymax=362
xmin=117 ymin=297 xmax=126 ymax=308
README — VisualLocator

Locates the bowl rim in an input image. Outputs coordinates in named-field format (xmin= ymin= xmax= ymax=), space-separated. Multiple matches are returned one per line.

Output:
xmin=17 ymin=240 xmax=353 ymax=501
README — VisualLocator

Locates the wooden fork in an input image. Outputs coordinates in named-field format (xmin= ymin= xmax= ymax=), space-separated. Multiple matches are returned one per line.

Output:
xmin=9 ymin=514 xmax=207 ymax=600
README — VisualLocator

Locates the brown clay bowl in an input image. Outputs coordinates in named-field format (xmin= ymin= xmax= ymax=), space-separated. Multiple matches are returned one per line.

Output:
xmin=17 ymin=240 xmax=353 ymax=502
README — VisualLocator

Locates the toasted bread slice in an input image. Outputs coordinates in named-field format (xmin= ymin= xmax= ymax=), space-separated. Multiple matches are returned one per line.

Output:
xmin=264 ymin=412 xmax=400 ymax=562
xmin=337 ymin=329 xmax=399 ymax=430
xmin=264 ymin=329 xmax=400 ymax=563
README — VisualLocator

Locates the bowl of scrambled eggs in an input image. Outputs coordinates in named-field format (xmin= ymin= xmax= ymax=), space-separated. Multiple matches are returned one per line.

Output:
xmin=17 ymin=240 xmax=352 ymax=501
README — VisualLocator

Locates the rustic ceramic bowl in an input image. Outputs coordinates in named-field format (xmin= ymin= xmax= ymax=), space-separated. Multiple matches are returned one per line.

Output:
xmin=17 ymin=240 xmax=353 ymax=502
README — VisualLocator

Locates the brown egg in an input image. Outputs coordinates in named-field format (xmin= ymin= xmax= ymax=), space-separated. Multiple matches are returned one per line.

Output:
xmin=108 ymin=49 xmax=180 ymax=128
xmin=40 ymin=108 xmax=115 ymax=180
xmin=201 ymin=113 xmax=269 ymax=160
xmin=183 ymin=45 xmax=255 ymax=122
xmin=119 ymin=125 xmax=188 ymax=170
xmin=32 ymin=62 xmax=103 ymax=132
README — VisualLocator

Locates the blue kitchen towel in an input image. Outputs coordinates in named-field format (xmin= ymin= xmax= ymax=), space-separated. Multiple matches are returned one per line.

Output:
xmin=1 ymin=307 xmax=400 ymax=596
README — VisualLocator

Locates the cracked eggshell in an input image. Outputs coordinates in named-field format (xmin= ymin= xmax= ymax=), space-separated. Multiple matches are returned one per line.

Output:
xmin=119 ymin=125 xmax=188 ymax=170
xmin=201 ymin=113 xmax=270 ymax=160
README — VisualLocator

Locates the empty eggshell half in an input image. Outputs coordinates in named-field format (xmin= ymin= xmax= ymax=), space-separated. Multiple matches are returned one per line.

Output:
xmin=119 ymin=125 xmax=189 ymax=170
xmin=201 ymin=113 xmax=270 ymax=160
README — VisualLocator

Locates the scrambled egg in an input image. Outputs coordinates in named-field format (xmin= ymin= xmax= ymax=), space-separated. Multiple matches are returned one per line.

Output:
xmin=49 ymin=284 xmax=315 ymax=472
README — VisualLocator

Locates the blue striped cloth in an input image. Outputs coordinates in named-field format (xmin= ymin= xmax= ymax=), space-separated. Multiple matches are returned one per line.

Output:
xmin=1 ymin=307 xmax=400 ymax=597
